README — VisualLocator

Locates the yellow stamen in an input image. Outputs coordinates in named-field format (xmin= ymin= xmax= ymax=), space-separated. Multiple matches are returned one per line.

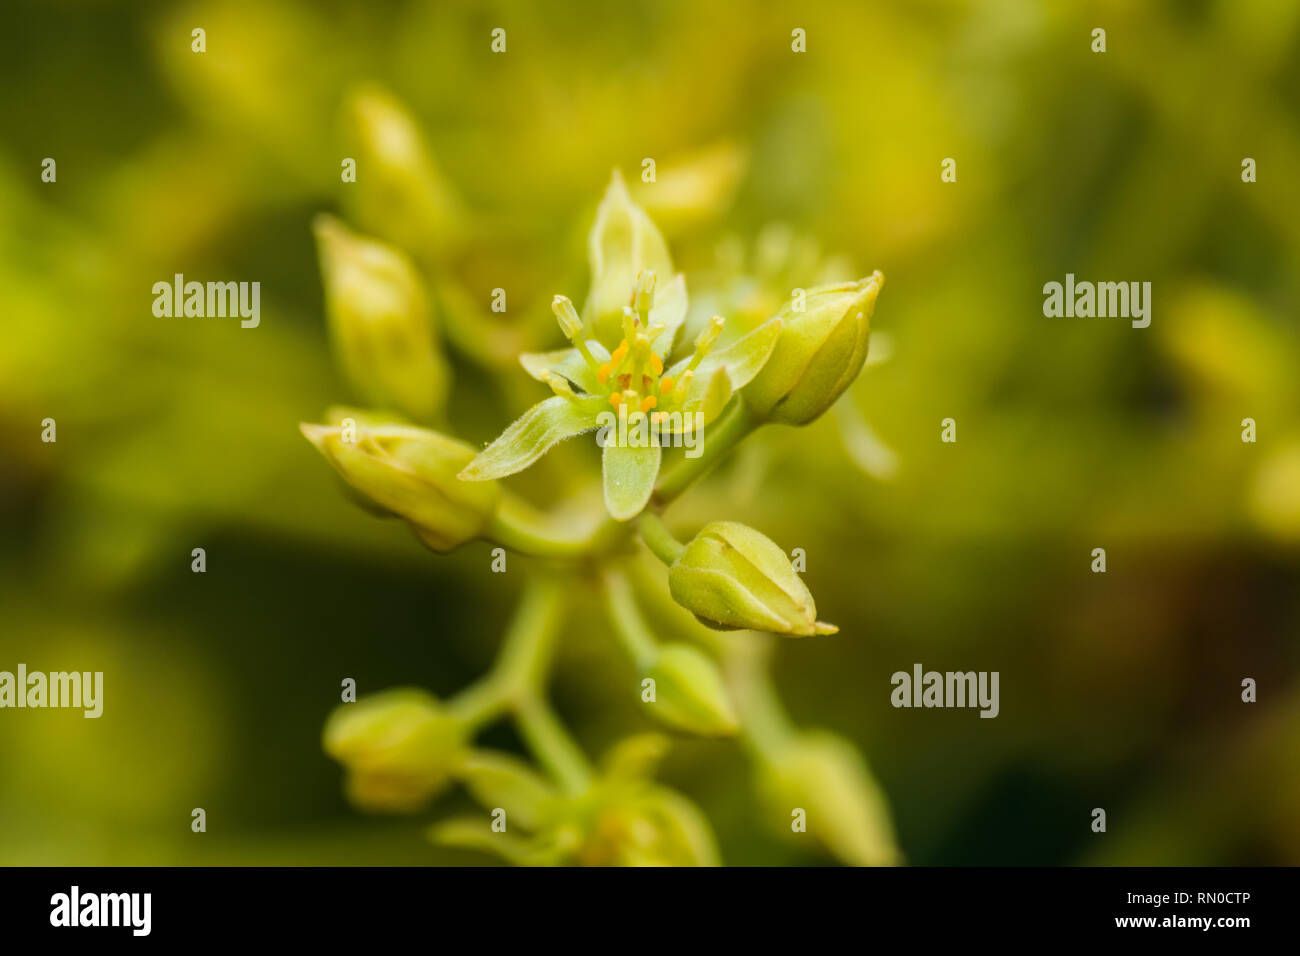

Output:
xmin=660 ymin=376 xmax=674 ymax=394
xmin=639 ymin=395 xmax=658 ymax=413
xmin=597 ymin=363 xmax=612 ymax=385
xmin=609 ymin=392 xmax=624 ymax=408
xmin=649 ymin=353 xmax=663 ymax=375
xmin=552 ymin=295 xmax=604 ymax=375
xmin=688 ymin=316 xmax=725 ymax=372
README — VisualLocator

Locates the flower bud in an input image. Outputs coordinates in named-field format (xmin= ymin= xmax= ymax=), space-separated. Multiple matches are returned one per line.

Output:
xmin=641 ymin=644 xmax=739 ymax=736
xmin=301 ymin=420 xmax=500 ymax=552
xmin=667 ymin=521 xmax=836 ymax=636
xmin=314 ymin=215 xmax=449 ymax=422
xmin=759 ymin=730 xmax=899 ymax=866
xmin=343 ymin=85 xmax=464 ymax=257
xmin=742 ymin=273 xmax=883 ymax=425
xmin=323 ymin=689 xmax=467 ymax=813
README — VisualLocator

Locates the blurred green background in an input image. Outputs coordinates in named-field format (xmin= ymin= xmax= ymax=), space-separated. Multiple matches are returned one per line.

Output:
xmin=2 ymin=0 xmax=1299 ymax=865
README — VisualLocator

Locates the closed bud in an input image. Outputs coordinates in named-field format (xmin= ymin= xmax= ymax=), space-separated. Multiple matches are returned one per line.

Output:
xmin=743 ymin=273 xmax=883 ymax=425
xmin=642 ymin=644 xmax=739 ymax=736
xmin=667 ymin=521 xmax=836 ymax=636
xmin=323 ymin=689 xmax=467 ymax=813
xmin=343 ymin=85 xmax=464 ymax=256
xmin=759 ymin=730 xmax=900 ymax=867
xmin=301 ymin=421 xmax=500 ymax=552
xmin=314 ymin=215 xmax=449 ymax=421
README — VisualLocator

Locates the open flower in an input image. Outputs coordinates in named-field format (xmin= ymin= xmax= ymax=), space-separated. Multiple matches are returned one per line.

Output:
xmin=459 ymin=274 xmax=780 ymax=520
xmin=432 ymin=735 xmax=719 ymax=866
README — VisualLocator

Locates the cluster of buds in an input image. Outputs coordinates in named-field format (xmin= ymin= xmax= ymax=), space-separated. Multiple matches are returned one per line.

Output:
xmin=300 ymin=120 xmax=896 ymax=867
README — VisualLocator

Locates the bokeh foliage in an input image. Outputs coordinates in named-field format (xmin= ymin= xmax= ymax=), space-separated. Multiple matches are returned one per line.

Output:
xmin=1 ymin=0 xmax=1298 ymax=864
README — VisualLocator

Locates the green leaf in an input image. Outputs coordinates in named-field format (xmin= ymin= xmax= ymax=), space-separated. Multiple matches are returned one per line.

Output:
xmin=601 ymin=733 xmax=671 ymax=782
xmin=458 ymin=751 xmax=559 ymax=831
xmin=585 ymin=170 xmax=673 ymax=345
xmin=459 ymin=395 xmax=606 ymax=481
xmin=602 ymin=439 xmax=662 ymax=520
xmin=518 ymin=341 xmax=610 ymax=394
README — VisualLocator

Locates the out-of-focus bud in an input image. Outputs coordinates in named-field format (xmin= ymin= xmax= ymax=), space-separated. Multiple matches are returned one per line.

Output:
xmin=1249 ymin=438 xmax=1300 ymax=542
xmin=632 ymin=141 xmax=747 ymax=235
xmin=342 ymin=85 xmax=464 ymax=258
xmin=667 ymin=521 xmax=837 ymax=636
xmin=759 ymin=730 xmax=900 ymax=867
xmin=314 ymin=215 xmax=449 ymax=422
xmin=742 ymin=273 xmax=883 ymax=425
xmin=301 ymin=421 xmax=499 ymax=552
xmin=323 ymin=689 xmax=467 ymax=813
xmin=580 ymin=786 xmax=721 ymax=866
xmin=642 ymin=644 xmax=739 ymax=736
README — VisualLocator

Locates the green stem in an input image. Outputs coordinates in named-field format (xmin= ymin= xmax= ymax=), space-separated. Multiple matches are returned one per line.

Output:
xmin=516 ymin=695 xmax=592 ymax=795
xmin=652 ymin=399 xmax=758 ymax=505
xmin=601 ymin=570 xmax=659 ymax=667
xmin=447 ymin=679 xmax=510 ymax=730
xmin=636 ymin=512 xmax=685 ymax=565
xmin=728 ymin=638 xmax=796 ymax=759
xmin=488 ymin=493 xmax=629 ymax=560
xmin=490 ymin=575 xmax=567 ymax=700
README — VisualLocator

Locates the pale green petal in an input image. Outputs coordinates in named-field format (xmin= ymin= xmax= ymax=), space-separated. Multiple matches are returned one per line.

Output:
xmin=648 ymin=273 xmax=688 ymax=359
xmin=459 ymin=395 xmax=606 ymax=481
xmin=702 ymin=316 xmax=782 ymax=388
xmin=519 ymin=341 xmax=610 ymax=394
xmin=679 ymin=365 xmax=734 ymax=430
xmin=458 ymin=751 xmax=560 ymax=832
xmin=602 ymin=440 xmax=662 ymax=520
xmin=429 ymin=818 xmax=556 ymax=866
xmin=601 ymin=733 xmax=671 ymax=782
xmin=585 ymin=170 xmax=673 ymax=345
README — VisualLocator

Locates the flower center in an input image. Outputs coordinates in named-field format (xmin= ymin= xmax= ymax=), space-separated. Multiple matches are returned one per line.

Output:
xmin=551 ymin=271 xmax=723 ymax=422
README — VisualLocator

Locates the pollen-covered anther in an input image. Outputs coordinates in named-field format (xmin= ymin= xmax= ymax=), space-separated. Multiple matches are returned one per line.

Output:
xmin=639 ymin=396 xmax=658 ymax=413
xmin=635 ymin=270 xmax=656 ymax=317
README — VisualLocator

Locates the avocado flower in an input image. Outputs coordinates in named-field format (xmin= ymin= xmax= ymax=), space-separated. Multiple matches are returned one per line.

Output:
xmin=458 ymin=178 xmax=780 ymax=521
xmin=432 ymin=734 xmax=719 ymax=866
